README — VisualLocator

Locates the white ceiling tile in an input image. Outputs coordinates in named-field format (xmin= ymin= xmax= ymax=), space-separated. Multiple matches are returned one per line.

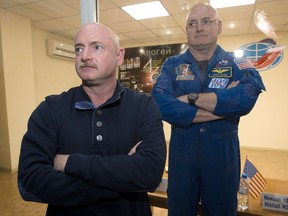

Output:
xmin=222 ymin=18 xmax=253 ymax=32
xmin=268 ymin=14 xmax=288 ymax=26
xmin=32 ymin=19 xmax=74 ymax=32
xmin=7 ymin=5 xmax=49 ymax=20
xmin=99 ymin=8 xmax=133 ymax=24
xmin=256 ymin=0 xmax=288 ymax=16
xmin=57 ymin=15 xmax=81 ymax=28
xmin=124 ymin=30 xmax=158 ymax=39
xmin=157 ymin=34 xmax=187 ymax=44
xmin=0 ymin=0 xmax=287 ymax=47
xmin=173 ymin=13 xmax=188 ymax=26
xmin=217 ymin=5 xmax=255 ymax=20
xmin=8 ymin=0 xmax=38 ymax=3
xmin=59 ymin=0 xmax=80 ymax=10
xmin=98 ymin=0 xmax=118 ymax=10
xmin=0 ymin=0 xmax=17 ymax=8
xmin=25 ymin=0 xmax=78 ymax=18
xmin=139 ymin=16 xmax=178 ymax=29
xmin=276 ymin=25 xmax=288 ymax=32
xmin=109 ymin=0 xmax=150 ymax=7
xmin=117 ymin=33 xmax=133 ymax=40
xmin=283 ymin=25 xmax=288 ymax=31
xmin=121 ymin=40 xmax=142 ymax=48
xmin=160 ymin=0 xmax=192 ymax=15
xmin=151 ymin=26 xmax=185 ymax=37
xmin=108 ymin=21 xmax=146 ymax=33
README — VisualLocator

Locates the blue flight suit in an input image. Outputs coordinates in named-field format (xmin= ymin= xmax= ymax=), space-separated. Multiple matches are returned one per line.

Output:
xmin=152 ymin=46 xmax=265 ymax=216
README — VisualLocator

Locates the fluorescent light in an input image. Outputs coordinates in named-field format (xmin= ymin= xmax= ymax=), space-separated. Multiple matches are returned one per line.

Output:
xmin=121 ymin=1 xmax=169 ymax=20
xmin=210 ymin=0 xmax=255 ymax=9
xmin=229 ymin=23 xmax=235 ymax=28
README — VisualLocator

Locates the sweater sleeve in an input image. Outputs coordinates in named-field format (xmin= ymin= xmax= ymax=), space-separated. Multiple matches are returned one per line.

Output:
xmin=18 ymin=101 xmax=118 ymax=206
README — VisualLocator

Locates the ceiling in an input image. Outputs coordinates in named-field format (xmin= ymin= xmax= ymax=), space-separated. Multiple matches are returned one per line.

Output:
xmin=0 ymin=0 xmax=288 ymax=47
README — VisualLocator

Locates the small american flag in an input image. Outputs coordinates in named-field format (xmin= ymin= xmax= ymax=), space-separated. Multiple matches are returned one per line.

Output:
xmin=234 ymin=57 xmax=255 ymax=70
xmin=243 ymin=158 xmax=267 ymax=199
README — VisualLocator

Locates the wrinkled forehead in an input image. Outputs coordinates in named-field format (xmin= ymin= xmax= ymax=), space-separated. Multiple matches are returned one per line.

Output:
xmin=74 ymin=23 xmax=119 ymax=48
xmin=186 ymin=5 xmax=217 ymax=21
xmin=75 ymin=24 xmax=106 ymax=41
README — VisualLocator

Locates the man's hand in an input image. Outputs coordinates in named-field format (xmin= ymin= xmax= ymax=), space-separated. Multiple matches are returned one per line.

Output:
xmin=128 ymin=141 xmax=142 ymax=155
xmin=54 ymin=154 xmax=69 ymax=172
xmin=177 ymin=80 xmax=240 ymax=104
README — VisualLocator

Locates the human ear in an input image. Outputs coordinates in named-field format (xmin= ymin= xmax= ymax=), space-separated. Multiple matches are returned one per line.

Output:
xmin=116 ymin=48 xmax=125 ymax=66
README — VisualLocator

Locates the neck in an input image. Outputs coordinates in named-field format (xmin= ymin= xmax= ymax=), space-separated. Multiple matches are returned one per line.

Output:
xmin=82 ymin=80 xmax=117 ymax=107
xmin=189 ymin=44 xmax=217 ymax=61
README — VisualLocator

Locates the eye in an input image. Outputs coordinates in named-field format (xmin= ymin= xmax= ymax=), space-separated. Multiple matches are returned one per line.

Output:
xmin=202 ymin=18 xmax=212 ymax=25
xmin=93 ymin=44 xmax=104 ymax=53
xmin=188 ymin=20 xmax=198 ymax=27
xmin=75 ymin=46 xmax=83 ymax=54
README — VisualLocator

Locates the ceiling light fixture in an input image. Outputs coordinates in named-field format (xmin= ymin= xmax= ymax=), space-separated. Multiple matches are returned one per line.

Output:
xmin=121 ymin=1 xmax=169 ymax=20
xmin=178 ymin=0 xmax=190 ymax=10
xmin=209 ymin=0 xmax=255 ymax=9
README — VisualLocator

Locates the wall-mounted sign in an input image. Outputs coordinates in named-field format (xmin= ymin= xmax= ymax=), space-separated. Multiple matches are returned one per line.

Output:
xmin=237 ymin=38 xmax=285 ymax=72
xmin=119 ymin=43 xmax=188 ymax=93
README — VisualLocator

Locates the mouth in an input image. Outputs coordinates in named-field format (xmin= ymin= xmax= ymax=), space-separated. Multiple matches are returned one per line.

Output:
xmin=80 ymin=64 xmax=94 ymax=68
xmin=195 ymin=34 xmax=207 ymax=37
xmin=81 ymin=66 xmax=94 ymax=69
xmin=79 ymin=64 xmax=97 ymax=70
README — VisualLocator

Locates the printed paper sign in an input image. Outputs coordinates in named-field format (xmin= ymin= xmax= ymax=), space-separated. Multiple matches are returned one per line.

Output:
xmin=262 ymin=192 xmax=288 ymax=213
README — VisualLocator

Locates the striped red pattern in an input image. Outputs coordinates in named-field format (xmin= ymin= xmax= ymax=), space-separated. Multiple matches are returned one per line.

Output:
xmin=243 ymin=159 xmax=267 ymax=199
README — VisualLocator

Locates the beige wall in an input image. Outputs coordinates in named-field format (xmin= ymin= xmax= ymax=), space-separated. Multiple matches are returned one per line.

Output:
xmin=0 ymin=9 xmax=35 ymax=171
xmin=31 ymin=28 xmax=80 ymax=105
xmin=0 ymin=10 xmax=287 ymax=171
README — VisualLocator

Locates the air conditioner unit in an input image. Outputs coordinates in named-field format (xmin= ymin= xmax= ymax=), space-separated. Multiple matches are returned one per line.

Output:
xmin=46 ymin=39 xmax=75 ymax=60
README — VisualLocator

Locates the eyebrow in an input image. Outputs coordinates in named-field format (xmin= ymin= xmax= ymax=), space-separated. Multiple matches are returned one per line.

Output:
xmin=74 ymin=41 xmax=103 ymax=47
xmin=188 ymin=16 xmax=211 ymax=21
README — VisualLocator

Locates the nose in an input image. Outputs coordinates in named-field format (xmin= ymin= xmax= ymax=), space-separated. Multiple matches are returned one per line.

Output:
xmin=195 ymin=22 xmax=204 ymax=30
xmin=81 ymin=47 xmax=93 ymax=61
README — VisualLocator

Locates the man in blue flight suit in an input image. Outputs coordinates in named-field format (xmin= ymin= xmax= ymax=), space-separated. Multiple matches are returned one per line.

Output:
xmin=152 ymin=3 xmax=265 ymax=216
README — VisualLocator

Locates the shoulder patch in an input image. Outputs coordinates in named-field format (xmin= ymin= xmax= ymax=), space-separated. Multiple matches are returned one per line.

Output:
xmin=234 ymin=57 xmax=255 ymax=70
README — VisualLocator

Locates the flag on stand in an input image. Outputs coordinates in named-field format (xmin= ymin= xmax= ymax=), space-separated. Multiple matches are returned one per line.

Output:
xmin=243 ymin=158 xmax=267 ymax=199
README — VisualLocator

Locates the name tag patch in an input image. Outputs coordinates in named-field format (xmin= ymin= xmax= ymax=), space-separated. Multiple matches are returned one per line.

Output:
xmin=209 ymin=67 xmax=232 ymax=78
xmin=208 ymin=78 xmax=229 ymax=89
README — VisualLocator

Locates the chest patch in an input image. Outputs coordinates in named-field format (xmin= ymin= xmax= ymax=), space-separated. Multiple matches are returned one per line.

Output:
xmin=175 ymin=64 xmax=195 ymax=80
xmin=208 ymin=78 xmax=229 ymax=89
xmin=209 ymin=67 xmax=232 ymax=78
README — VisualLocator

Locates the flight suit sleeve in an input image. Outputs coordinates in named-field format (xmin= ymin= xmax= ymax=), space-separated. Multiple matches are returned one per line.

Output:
xmin=152 ymin=60 xmax=198 ymax=128
xmin=214 ymin=65 xmax=265 ymax=117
